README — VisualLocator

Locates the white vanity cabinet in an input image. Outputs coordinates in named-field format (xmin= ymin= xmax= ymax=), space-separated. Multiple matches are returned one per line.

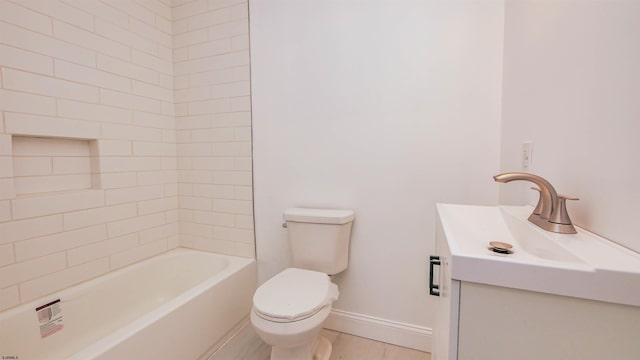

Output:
xmin=432 ymin=209 xmax=640 ymax=360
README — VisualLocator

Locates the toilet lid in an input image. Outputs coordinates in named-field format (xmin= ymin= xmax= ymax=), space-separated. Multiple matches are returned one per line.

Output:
xmin=253 ymin=268 xmax=339 ymax=321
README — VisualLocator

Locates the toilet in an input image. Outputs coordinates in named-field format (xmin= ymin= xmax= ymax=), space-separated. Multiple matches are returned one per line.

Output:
xmin=250 ymin=208 xmax=355 ymax=360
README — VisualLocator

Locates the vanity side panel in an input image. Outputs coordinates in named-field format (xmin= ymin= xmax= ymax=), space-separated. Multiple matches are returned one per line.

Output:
xmin=457 ymin=282 xmax=640 ymax=360
xmin=433 ymin=215 xmax=461 ymax=360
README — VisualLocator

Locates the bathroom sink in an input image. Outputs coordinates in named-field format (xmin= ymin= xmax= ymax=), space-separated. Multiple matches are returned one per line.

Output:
xmin=436 ymin=203 xmax=640 ymax=306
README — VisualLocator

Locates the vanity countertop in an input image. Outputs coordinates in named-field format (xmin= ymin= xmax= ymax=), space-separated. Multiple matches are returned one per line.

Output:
xmin=436 ymin=203 xmax=640 ymax=306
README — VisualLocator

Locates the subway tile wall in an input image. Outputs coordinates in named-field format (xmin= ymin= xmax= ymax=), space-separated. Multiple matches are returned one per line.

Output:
xmin=0 ymin=0 xmax=253 ymax=312
xmin=173 ymin=0 xmax=254 ymax=257
xmin=12 ymin=136 xmax=95 ymax=195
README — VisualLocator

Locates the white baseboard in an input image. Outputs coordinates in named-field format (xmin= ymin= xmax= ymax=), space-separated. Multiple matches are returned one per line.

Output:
xmin=324 ymin=309 xmax=432 ymax=353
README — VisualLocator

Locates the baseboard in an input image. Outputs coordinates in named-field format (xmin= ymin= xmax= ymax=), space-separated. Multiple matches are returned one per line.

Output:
xmin=324 ymin=309 xmax=432 ymax=353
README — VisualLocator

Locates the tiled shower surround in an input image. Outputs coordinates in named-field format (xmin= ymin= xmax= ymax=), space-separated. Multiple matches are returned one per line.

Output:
xmin=0 ymin=0 xmax=253 ymax=311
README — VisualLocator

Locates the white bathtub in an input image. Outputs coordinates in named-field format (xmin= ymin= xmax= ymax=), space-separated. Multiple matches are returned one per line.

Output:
xmin=0 ymin=248 xmax=256 ymax=360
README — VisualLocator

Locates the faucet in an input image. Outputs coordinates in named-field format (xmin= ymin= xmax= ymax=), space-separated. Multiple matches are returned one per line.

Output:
xmin=493 ymin=172 xmax=577 ymax=234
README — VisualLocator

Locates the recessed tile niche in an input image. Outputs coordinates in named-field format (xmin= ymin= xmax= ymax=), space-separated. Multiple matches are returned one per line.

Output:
xmin=12 ymin=136 xmax=98 ymax=196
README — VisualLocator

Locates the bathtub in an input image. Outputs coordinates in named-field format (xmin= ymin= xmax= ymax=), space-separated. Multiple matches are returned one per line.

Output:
xmin=0 ymin=248 xmax=256 ymax=360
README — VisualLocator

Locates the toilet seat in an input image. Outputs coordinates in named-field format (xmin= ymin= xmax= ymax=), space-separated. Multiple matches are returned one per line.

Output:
xmin=253 ymin=268 xmax=339 ymax=323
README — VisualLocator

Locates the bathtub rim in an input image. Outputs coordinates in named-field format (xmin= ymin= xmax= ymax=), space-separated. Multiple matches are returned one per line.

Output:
xmin=0 ymin=247 xmax=253 ymax=320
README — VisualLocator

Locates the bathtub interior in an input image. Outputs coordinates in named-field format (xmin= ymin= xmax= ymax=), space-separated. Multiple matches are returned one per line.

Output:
xmin=0 ymin=248 xmax=256 ymax=360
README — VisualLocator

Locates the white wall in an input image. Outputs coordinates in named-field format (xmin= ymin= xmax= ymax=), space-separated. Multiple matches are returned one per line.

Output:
xmin=500 ymin=0 xmax=640 ymax=253
xmin=250 ymin=0 xmax=504 ymax=334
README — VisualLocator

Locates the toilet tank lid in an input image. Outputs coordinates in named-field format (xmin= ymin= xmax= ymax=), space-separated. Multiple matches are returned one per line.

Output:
xmin=283 ymin=208 xmax=354 ymax=224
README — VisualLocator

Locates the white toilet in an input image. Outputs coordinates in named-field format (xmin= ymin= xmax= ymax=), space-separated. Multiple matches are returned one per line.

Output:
xmin=250 ymin=208 xmax=355 ymax=360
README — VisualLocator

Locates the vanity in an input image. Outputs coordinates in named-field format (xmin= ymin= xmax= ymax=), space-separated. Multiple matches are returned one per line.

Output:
xmin=432 ymin=203 xmax=640 ymax=360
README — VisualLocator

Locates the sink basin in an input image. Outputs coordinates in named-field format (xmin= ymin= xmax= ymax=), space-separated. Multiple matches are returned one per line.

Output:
xmin=436 ymin=203 xmax=640 ymax=306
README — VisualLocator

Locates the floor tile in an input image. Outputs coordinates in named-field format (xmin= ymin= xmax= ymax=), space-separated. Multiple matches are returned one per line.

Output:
xmin=323 ymin=329 xmax=430 ymax=360
xmin=209 ymin=322 xmax=431 ymax=360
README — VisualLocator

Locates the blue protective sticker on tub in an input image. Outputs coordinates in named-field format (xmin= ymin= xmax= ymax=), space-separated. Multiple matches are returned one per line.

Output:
xmin=35 ymin=299 xmax=64 ymax=338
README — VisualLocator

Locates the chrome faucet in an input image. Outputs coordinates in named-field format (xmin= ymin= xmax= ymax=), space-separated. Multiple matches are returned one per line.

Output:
xmin=494 ymin=172 xmax=577 ymax=234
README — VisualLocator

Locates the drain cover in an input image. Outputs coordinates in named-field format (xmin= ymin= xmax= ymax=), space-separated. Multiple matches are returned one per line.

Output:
xmin=488 ymin=241 xmax=513 ymax=254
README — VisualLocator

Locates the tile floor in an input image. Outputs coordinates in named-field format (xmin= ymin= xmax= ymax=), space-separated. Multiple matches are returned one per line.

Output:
xmin=209 ymin=322 xmax=431 ymax=360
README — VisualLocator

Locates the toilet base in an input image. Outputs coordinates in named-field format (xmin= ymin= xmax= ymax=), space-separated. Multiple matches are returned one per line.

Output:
xmin=313 ymin=336 xmax=332 ymax=360
xmin=270 ymin=335 xmax=332 ymax=360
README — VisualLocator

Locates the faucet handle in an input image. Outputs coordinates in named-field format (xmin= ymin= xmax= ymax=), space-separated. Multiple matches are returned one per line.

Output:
xmin=550 ymin=194 xmax=579 ymax=225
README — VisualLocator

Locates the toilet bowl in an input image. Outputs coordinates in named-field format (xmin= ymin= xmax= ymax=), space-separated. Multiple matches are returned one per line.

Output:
xmin=250 ymin=268 xmax=339 ymax=360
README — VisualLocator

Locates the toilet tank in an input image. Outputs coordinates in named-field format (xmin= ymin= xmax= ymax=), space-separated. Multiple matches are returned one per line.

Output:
xmin=283 ymin=208 xmax=355 ymax=275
